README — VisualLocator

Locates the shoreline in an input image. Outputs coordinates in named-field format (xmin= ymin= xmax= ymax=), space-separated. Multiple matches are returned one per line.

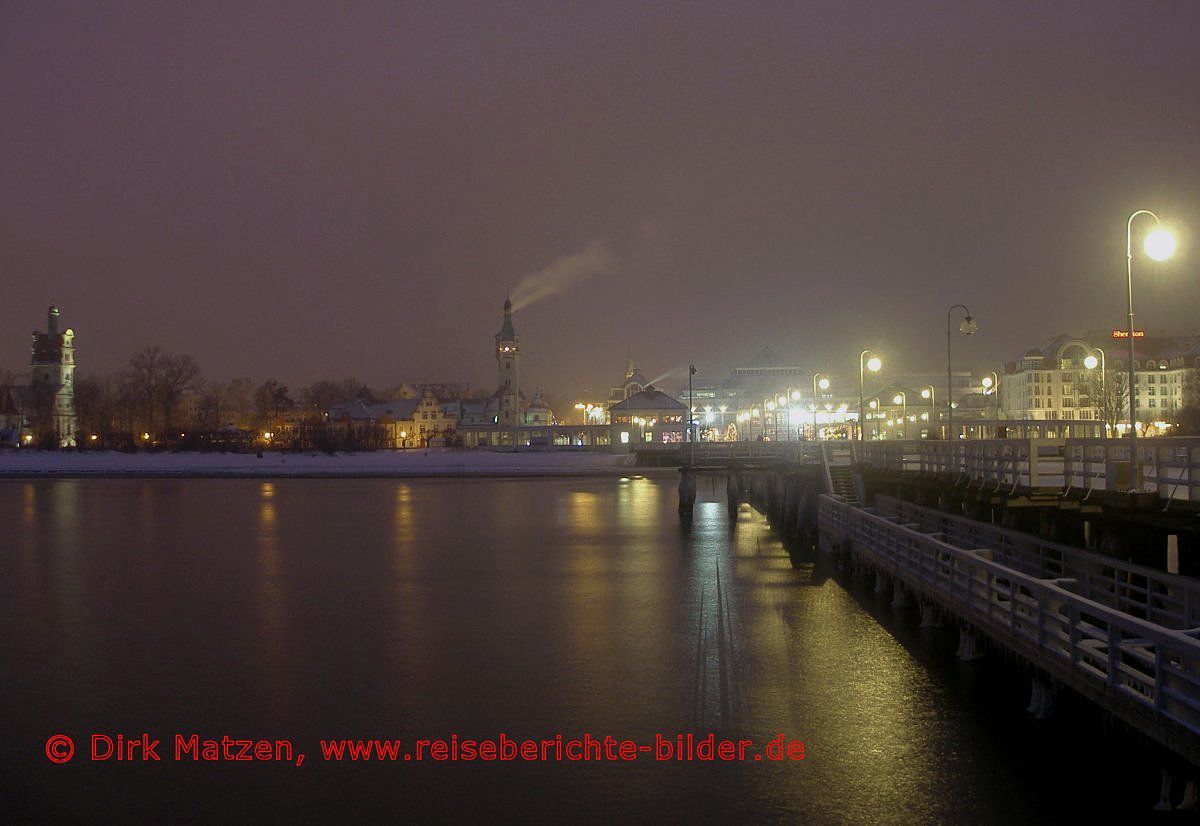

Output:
xmin=0 ymin=450 xmax=679 ymax=480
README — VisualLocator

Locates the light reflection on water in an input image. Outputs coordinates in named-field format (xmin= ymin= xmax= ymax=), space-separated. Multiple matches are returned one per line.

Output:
xmin=0 ymin=476 xmax=1151 ymax=822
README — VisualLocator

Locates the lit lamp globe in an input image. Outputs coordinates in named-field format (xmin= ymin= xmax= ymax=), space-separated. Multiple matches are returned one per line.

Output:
xmin=981 ymin=376 xmax=994 ymax=390
xmin=866 ymin=356 xmax=882 ymax=373
xmin=892 ymin=394 xmax=904 ymax=405
xmin=1084 ymin=355 xmax=1099 ymax=370
xmin=920 ymin=388 xmax=931 ymax=399
xmin=817 ymin=377 xmax=831 ymax=390
xmin=1145 ymin=228 xmax=1177 ymax=262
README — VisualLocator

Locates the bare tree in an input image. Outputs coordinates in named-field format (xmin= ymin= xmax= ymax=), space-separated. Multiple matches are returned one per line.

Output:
xmin=121 ymin=346 xmax=203 ymax=436
xmin=1082 ymin=371 xmax=1128 ymax=435
xmin=254 ymin=379 xmax=294 ymax=429
xmin=1172 ymin=370 xmax=1200 ymax=436
xmin=125 ymin=345 xmax=166 ymax=432
xmin=159 ymin=353 xmax=201 ymax=431
xmin=302 ymin=378 xmax=365 ymax=420
xmin=222 ymin=378 xmax=256 ymax=429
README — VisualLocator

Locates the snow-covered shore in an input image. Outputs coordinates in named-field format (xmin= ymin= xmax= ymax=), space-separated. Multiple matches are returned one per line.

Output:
xmin=0 ymin=449 xmax=671 ymax=478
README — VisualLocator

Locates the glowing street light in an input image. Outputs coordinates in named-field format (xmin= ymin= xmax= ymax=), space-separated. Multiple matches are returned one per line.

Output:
xmin=1145 ymin=227 xmax=1177 ymax=261
xmin=812 ymin=373 xmax=831 ymax=440
xmin=858 ymin=350 xmax=882 ymax=441
xmin=1126 ymin=211 xmax=1177 ymax=485
xmin=1082 ymin=348 xmax=1107 ymax=433
xmin=947 ymin=304 xmax=977 ymax=440
xmin=892 ymin=391 xmax=907 ymax=439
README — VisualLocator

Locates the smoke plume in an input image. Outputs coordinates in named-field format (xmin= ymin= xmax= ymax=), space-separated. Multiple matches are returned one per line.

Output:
xmin=509 ymin=239 xmax=616 ymax=312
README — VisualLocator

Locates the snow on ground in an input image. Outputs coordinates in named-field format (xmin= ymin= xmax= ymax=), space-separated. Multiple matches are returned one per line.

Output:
xmin=0 ymin=449 xmax=671 ymax=478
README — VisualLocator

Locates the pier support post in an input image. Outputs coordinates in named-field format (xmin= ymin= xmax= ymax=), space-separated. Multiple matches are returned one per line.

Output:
xmin=1025 ymin=679 xmax=1042 ymax=715
xmin=874 ymin=572 xmax=889 ymax=594
xmin=1025 ymin=676 xmax=1056 ymax=719
xmin=955 ymin=627 xmax=981 ymax=661
xmin=1179 ymin=780 xmax=1197 ymax=811
xmin=1155 ymin=767 xmax=1174 ymax=811
xmin=678 ymin=467 xmax=696 ymax=520
xmin=919 ymin=601 xmax=941 ymax=628
xmin=890 ymin=581 xmax=909 ymax=608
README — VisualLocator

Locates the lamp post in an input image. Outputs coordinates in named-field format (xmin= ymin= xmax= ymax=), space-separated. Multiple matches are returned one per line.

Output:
xmin=981 ymin=372 xmax=999 ymax=433
xmin=920 ymin=385 xmax=935 ymax=436
xmin=858 ymin=350 xmax=882 ymax=441
xmin=1084 ymin=348 xmax=1107 ymax=434
xmin=947 ymin=304 xmax=978 ymax=440
xmin=893 ymin=391 xmax=907 ymax=440
xmin=688 ymin=365 xmax=697 ymax=463
xmin=813 ymin=373 xmax=830 ymax=441
xmin=1126 ymin=211 xmax=1177 ymax=487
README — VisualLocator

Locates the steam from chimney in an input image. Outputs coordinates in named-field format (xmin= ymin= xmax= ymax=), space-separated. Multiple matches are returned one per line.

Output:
xmin=509 ymin=240 xmax=615 ymax=312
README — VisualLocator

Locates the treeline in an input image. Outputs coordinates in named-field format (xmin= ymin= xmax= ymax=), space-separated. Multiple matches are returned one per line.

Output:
xmin=68 ymin=345 xmax=377 ymax=449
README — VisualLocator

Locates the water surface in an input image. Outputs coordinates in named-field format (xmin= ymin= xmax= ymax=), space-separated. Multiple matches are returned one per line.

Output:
xmin=0 ymin=477 xmax=1155 ymax=822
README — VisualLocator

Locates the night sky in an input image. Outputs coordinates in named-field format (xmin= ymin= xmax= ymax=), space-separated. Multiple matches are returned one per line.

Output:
xmin=2 ymin=1 xmax=1198 ymax=397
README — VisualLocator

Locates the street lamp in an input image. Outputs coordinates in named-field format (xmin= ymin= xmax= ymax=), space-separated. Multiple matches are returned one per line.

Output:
xmin=981 ymin=372 xmax=999 ymax=428
xmin=1126 ymin=211 xmax=1177 ymax=487
xmin=1083 ymin=348 xmax=1106 ymax=432
xmin=859 ymin=350 xmax=882 ymax=441
xmin=812 ymin=373 xmax=830 ymax=440
xmin=893 ymin=391 xmax=907 ymax=439
xmin=688 ymin=364 xmax=697 ymax=461
xmin=920 ymin=386 xmax=936 ymax=436
xmin=947 ymin=304 xmax=978 ymax=440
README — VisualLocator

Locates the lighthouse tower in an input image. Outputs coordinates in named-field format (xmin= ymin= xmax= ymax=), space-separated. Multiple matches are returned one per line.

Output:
xmin=495 ymin=298 xmax=520 ymax=435
xmin=29 ymin=304 xmax=77 ymax=447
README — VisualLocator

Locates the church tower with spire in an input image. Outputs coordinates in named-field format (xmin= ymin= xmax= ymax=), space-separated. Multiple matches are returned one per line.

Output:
xmin=494 ymin=297 xmax=520 ymax=431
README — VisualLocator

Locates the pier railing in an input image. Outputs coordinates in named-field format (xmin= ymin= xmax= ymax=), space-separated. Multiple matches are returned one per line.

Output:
xmin=855 ymin=437 xmax=1200 ymax=503
xmin=635 ymin=442 xmax=823 ymax=465
xmin=819 ymin=494 xmax=1200 ymax=741
xmin=875 ymin=494 xmax=1200 ymax=629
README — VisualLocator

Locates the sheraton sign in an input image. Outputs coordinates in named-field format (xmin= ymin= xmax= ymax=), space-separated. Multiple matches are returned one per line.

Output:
xmin=1112 ymin=330 xmax=1146 ymax=339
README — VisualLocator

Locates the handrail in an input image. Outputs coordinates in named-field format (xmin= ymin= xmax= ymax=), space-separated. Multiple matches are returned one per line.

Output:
xmin=819 ymin=494 xmax=1200 ymax=737
xmin=854 ymin=437 xmax=1200 ymax=503
xmin=874 ymin=494 xmax=1200 ymax=629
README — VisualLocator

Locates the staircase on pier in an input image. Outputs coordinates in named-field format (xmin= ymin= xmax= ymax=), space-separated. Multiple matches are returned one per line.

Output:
xmin=821 ymin=442 xmax=859 ymax=504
